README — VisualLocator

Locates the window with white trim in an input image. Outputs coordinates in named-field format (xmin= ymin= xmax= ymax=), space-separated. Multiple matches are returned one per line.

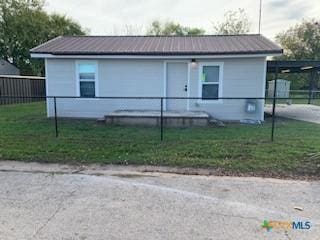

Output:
xmin=200 ymin=65 xmax=221 ymax=100
xmin=77 ymin=62 xmax=97 ymax=98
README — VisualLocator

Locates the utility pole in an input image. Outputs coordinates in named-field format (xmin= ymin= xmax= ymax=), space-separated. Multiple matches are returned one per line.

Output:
xmin=259 ymin=0 xmax=262 ymax=34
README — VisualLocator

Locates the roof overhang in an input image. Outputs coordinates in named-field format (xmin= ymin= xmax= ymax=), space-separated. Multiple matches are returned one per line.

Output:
xmin=31 ymin=53 xmax=282 ymax=59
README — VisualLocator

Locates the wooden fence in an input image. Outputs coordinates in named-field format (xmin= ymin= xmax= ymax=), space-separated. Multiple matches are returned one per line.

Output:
xmin=0 ymin=75 xmax=45 ymax=105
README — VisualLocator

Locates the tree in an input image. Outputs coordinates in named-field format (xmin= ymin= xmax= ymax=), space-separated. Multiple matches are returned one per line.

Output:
xmin=147 ymin=20 xmax=205 ymax=36
xmin=275 ymin=19 xmax=320 ymax=60
xmin=0 ymin=0 xmax=86 ymax=76
xmin=213 ymin=9 xmax=251 ymax=35
xmin=274 ymin=19 xmax=320 ymax=90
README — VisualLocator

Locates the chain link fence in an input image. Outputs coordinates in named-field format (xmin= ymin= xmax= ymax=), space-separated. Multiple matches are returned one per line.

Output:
xmin=1 ymin=95 xmax=320 ymax=142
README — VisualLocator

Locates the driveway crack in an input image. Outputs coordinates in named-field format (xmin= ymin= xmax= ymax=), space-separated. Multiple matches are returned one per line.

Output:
xmin=30 ymin=187 xmax=79 ymax=239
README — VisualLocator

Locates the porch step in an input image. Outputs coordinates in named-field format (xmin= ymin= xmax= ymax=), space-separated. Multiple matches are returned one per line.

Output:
xmin=104 ymin=110 xmax=210 ymax=127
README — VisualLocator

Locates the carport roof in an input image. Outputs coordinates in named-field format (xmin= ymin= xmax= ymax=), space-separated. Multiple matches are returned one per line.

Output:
xmin=267 ymin=60 xmax=320 ymax=73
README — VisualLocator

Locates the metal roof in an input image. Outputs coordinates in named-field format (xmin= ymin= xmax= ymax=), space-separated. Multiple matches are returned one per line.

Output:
xmin=30 ymin=35 xmax=283 ymax=56
xmin=267 ymin=60 xmax=320 ymax=73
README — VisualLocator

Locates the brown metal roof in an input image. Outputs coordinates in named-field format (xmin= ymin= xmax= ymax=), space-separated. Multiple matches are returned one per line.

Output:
xmin=30 ymin=35 xmax=283 ymax=56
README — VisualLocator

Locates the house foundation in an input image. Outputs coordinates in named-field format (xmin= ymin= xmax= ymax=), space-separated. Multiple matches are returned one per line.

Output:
xmin=105 ymin=110 xmax=210 ymax=127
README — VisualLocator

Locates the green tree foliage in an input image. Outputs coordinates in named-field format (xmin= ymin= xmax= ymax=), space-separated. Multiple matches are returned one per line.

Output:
xmin=213 ymin=9 xmax=251 ymax=35
xmin=275 ymin=19 xmax=320 ymax=60
xmin=0 ymin=0 xmax=86 ymax=76
xmin=147 ymin=20 xmax=205 ymax=36
xmin=275 ymin=19 xmax=320 ymax=90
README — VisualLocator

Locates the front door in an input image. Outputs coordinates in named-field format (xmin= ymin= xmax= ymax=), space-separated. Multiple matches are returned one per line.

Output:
xmin=166 ymin=62 xmax=188 ymax=111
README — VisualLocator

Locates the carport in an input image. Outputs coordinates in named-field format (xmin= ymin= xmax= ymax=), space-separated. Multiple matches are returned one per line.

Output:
xmin=266 ymin=61 xmax=320 ymax=139
xmin=267 ymin=60 xmax=320 ymax=104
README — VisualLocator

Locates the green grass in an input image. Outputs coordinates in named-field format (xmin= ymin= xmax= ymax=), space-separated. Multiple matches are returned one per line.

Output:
xmin=0 ymin=102 xmax=320 ymax=178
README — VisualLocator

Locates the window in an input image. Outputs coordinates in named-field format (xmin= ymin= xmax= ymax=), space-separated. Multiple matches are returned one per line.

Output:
xmin=77 ymin=62 xmax=97 ymax=98
xmin=200 ymin=64 xmax=222 ymax=100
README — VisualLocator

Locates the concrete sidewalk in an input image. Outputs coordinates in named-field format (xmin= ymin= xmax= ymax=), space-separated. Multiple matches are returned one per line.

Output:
xmin=0 ymin=161 xmax=319 ymax=240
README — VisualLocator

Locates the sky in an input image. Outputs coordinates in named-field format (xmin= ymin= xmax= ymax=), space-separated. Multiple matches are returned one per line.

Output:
xmin=44 ymin=0 xmax=320 ymax=39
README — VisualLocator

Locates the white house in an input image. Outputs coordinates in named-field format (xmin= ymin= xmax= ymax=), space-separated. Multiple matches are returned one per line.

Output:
xmin=30 ymin=35 xmax=282 ymax=121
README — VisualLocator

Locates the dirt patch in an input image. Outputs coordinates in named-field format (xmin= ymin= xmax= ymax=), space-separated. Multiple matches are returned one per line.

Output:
xmin=0 ymin=160 xmax=319 ymax=181
xmin=137 ymin=166 xmax=320 ymax=181
xmin=112 ymin=173 xmax=157 ymax=178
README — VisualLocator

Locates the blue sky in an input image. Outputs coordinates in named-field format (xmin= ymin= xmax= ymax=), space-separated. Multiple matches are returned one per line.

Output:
xmin=45 ymin=0 xmax=319 ymax=39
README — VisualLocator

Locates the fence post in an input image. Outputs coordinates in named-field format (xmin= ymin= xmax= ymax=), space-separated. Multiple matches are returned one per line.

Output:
xmin=271 ymin=63 xmax=278 ymax=142
xmin=308 ymin=71 xmax=312 ymax=104
xmin=54 ymin=97 xmax=59 ymax=138
xmin=308 ymin=70 xmax=317 ymax=104
xmin=160 ymin=97 xmax=164 ymax=141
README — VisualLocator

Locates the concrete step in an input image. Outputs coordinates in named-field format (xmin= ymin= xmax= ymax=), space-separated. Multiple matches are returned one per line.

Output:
xmin=104 ymin=110 xmax=210 ymax=127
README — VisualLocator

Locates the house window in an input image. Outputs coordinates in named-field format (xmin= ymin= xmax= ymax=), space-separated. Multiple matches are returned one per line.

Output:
xmin=77 ymin=62 xmax=97 ymax=98
xmin=200 ymin=64 xmax=222 ymax=100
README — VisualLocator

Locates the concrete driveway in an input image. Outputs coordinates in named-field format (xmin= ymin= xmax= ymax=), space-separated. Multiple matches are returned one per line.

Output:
xmin=265 ymin=104 xmax=320 ymax=124
xmin=0 ymin=161 xmax=319 ymax=240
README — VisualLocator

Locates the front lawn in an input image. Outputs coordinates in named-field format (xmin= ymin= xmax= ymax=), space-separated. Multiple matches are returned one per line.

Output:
xmin=0 ymin=102 xmax=320 ymax=178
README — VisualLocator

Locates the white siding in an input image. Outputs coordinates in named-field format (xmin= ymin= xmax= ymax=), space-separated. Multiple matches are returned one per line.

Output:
xmin=99 ymin=60 xmax=163 ymax=97
xmin=45 ymin=57 xmax=266 ymax=121
xmin=46 ymin=59 xmax=163 ymax=118
xmin=189 ymin=58 xmax=266 ymax=121
xmin=46 ymin=59 xmax=76 ymax=117
xmin=47 ymin=59 xmax=76 ymax=96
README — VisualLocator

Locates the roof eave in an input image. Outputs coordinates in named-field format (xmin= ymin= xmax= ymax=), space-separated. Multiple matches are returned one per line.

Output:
xmin=31 ymin=50 xmax=283 ymax=59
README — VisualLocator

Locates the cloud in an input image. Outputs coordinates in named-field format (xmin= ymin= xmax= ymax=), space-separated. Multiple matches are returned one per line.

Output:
xmin=267 ymin=0 xmax=289 ymax=8
xmin=265 ymin=0 xmax=312 ymax=20
xmin=44 ymin=0 xmax=320 ymax=39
